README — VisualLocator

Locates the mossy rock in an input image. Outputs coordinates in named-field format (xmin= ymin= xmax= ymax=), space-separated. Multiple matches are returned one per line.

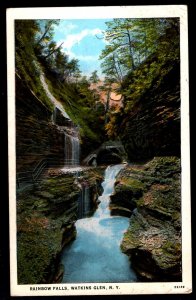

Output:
xmin=121 ymin=213 xmax=181 ymax=280
xmin=110 ymin=204 xmax=132 ymax=217
xmin=116 ymin=177 xmax=145 ymax=195
xmin=17 ymin=223 xmax=62 ymax=284
xmin=144 ymin=156 xmax=180 ymax=179
xmin=111 ymin=177 xmax=144 ymax=211
xmin=120 ymin=157 xmax=181 ymax=281
xmin=17 ymin=167 xmax=104 ymax=284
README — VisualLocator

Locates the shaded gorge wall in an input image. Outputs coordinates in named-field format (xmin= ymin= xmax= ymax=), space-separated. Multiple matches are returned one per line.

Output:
xmin=119 ymin=62 xmax=180 ymax=161
xmin=16 ymin=76 xmax=80 ymax=173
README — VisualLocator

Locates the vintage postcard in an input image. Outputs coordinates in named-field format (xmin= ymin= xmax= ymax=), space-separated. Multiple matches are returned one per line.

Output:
xmin=7 ymin=5 xmax=191 ymax=296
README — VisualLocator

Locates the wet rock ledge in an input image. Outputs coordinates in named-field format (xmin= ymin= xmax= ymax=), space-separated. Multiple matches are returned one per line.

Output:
xmin=17 ymin=167 xmax=104 ymax=284
xmin=110 ymin=157 xmax=181 ymax=281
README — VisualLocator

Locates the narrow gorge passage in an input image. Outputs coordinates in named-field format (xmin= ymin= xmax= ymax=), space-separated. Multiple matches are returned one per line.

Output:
xmin=61 ymin=164 xmax=137 ymax=283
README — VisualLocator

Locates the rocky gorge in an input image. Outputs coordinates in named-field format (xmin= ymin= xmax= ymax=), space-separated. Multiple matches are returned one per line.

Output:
xmin=111 ymin=156 xmax=181 ymax=281
xmin=13 ymin=18 xmax=184 ymax=286
xmin=15 ymin=63 xmax=182 ymax=284
xmin=15 ymin=65 xmax=182 ymax=284
xmin=16 ymin=68 xmax=106 ymax=284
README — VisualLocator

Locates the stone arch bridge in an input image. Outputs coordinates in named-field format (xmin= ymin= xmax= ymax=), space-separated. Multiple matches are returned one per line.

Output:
xmin=82 ymin=141 xmax=127 ymax=166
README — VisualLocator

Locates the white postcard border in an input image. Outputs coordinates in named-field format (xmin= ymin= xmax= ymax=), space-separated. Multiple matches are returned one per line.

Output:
xmin=7 ymin=5 xmax=191 ymax=296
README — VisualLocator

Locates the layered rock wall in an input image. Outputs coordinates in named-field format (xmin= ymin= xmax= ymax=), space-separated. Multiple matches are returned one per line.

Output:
xmin=16 ymin=77 xmax=65 ymax=172
xmin=120 ymin=63 xmax=180 ymax=161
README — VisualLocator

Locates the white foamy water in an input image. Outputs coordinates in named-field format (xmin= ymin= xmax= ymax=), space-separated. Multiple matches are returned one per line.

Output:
xmin=40 ymin=73 xmax=71 ymax=120
xmin=61 ymin=164 xmax=137 ymax=283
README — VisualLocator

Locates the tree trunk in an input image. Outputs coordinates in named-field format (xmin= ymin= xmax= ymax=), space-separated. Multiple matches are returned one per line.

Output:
xmin=126 ymin=29 xmax=135 ymax=70
xmin=105 ymin=88 xmax=111 ymax=124
xmin=45 ymin=42 xmax=64 ymax=59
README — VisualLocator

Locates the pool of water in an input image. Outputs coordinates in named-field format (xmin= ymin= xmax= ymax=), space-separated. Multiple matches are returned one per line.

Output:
xmin=61 ymin=165 xmax=137 ymax=283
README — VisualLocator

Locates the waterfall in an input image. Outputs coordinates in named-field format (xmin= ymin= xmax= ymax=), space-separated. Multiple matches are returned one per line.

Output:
xmin=78 ymin=188 xmax=84 ymax=219
xmin=37 ymin=63 xmax=81 ymax=168
xmin=77 ymin=185 xmax=90 ymax=219
xmin=84 ymin=186 xmax=90 ymax=216
xmin=61 ymin=164 xmax=137 ymax=283
xmin=39 ymin=73 xmax=71 ymax=121
xmin=64 ymin=133 xmax=80 ymax=166
xmin=94 ymin=164 xmax=124 ymax=218
xmin=77 ymin=165 xmax=122 ymax=220
xmin=51 ymin=107 xmax=57 ymax=123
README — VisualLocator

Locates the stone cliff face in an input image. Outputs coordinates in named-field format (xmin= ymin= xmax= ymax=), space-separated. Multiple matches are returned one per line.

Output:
xmin=111 ymin=157 xmax=181 ymax=281
xmin=120 ymin=63 xmax=180 ymax=161
xmin=16 ymin=76 xmax=65 ymax=172
xmin=17 ymin=168 xmax=103 ymax=284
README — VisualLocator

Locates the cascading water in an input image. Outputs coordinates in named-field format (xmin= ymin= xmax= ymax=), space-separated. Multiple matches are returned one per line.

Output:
xmin=38 ymin=64 xmax=80 ymax=167
xmin=64 ymin=133 xmax=80 ymax=166
xmin=78 ymin=188 xmax=84 ymax=219
xmin=61 ymin=164 xmax=137 ymax=283
xmin=77 ymin=185 xmax=90 ymax=219
xmin=72 ymin=136 xmax=80 ymax=165
xmin=84 ymin=186 xmax=90 ymax=216
xmin=51 ymin=107 xmax=57 ymax=124
xmin=40 ymin=73 xmax=71 ymax=121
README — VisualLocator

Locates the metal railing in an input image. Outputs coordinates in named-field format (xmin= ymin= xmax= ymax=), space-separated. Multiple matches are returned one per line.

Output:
xmin=33 ymin=159 xmax=48 ymax=181
xmin=16 ymin=158 xmax=48 ymax=189
xmin=16 ymin=158 xmax=81 ymax=189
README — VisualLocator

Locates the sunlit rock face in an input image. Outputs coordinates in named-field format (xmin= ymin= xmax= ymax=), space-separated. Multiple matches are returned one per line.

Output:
xmin=89 ymin=81 xmax=123 ymax=109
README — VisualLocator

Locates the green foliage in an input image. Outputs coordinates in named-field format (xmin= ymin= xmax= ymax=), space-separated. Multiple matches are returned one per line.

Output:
xmin=89 ymin=70 xmax=99 ymax=83
xmin=120 ymin=177 xmax=144 ymax=190
xmin=15 ymin=20 xmax=53 ymax=110
xmin=100 ymin=18 xmax=179 ymax=84
xmin=103 ymin=18 xmax=180 ymax=139
xmin=15 ymin=19 xmax=106 ymax=151
xmin=42 ymin=68 xmax=106 ymax=145
xmin=17 ymin=229 xmax=61 ymax=284
xmin=34 ymin=20 xmax=82 ymax=84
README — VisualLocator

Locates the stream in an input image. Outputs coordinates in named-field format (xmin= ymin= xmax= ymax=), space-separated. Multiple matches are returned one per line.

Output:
xmin=61 ymin=164 xmax=137 ymax=283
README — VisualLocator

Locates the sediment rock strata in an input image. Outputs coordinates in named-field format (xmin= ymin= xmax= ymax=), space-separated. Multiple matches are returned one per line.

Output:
xmin=16 ymin=77 xmax=66 ymax=172
xmin=120 ymin=63 xmax=180 ymax=161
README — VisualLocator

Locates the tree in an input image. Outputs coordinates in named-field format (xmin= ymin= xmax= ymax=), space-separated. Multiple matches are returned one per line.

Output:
xmin=89 ymin=70 xmax=99 ymax=84
xmin=99 ymin=18 xmax=175 ymax=84
xmin=15 ymin=20 xmax=39 ymax=55
xmin=44 ymin=42 xmax=64 ymax=59
xmin=100 ymin=18 xmax=180 ymax=139
xmin=54 ymin=49 xmax=68 ymax=71
xmin=100 ymin=53 xmax=124 ymax=84
xmin=34 ymin=20 xmax=60 ymax=55
xmin=15 ymin=20 xmax=40 ymax=81
xmin=100 ymin=19 xmax=136 ymax=72
xmin=64 ymin=58 xmax=81 ymax=83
